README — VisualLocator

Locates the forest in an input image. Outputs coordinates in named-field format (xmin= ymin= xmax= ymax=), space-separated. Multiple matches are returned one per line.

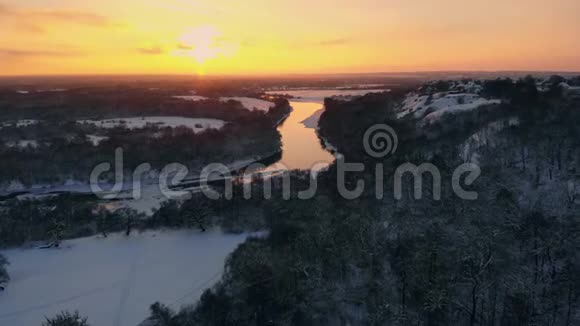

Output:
xmin=136 ymin=76 xmax=580 ymax=326
xmin=1 ymin=76 xmax=579 ymax=325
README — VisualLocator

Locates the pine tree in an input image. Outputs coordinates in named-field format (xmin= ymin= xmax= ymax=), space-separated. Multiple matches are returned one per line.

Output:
xmin=146 ymin=302 xmax=180 ymax=326
xmin=0 ymin=254 xmax=9 ymax=284
xmin=47 ymin=219 xmax=66 ymax=247
xmin=96 ymin=209 xmax=109 ymax=238
xmin=42 ymin=311 xmax=90 ymax=326
xmin=182 ymin=200 xmax=211 ymax=232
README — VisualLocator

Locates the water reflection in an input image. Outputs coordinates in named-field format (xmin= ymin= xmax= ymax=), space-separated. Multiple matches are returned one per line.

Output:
xmin=263 ymin=88 xmax=389 ymax=173
xmin=263 ymin=101 xmax=335 ymax=173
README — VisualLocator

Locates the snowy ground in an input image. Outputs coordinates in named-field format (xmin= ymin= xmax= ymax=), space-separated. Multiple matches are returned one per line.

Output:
xmin=4 ymin=140 xmax=39 ymax=149
xmin=460 ymin=117 xmax=520 ymax=164
xmin=78 ymin=117 xmax=225 ymax=132
xmin=0 ymin=150 xmax=281 ymax=215
xmin=220 ymin=97 xmax=275 ymax=112
xmin=0 ymin=230 xmax=254 ymax=326
xmin=300 ymin=109 xmax=324 ymax=129
xmin=0 ymin=120 xmax=39 ymax=129
xmin=265 ymin=89 xmax=388 ymax=103
xmin=397 ymin=92 xmax=501 ymax=125
xmin=87 ymin=135 xmax=109 ymax=146
xmin=173 ymin=95 xmax=275 ymax=112
xmin=172 ymin=95 xmax=209 ymax=101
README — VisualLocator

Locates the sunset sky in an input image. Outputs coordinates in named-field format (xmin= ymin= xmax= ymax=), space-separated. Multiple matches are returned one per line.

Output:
xmin=1 ymin=0 xmax=579 ymax=76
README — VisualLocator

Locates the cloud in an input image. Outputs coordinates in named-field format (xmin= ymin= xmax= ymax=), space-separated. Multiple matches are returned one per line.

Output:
xmin=287 ymin=38 xmax=352 ymax=48
xmin=137 ymin=46 xmax=165 ymax=55
xmin=0 ymin=48 xmax=82 ymax=57
xmin=0 ymin=3 xmax=115 ymax=27
xmin=13 ymin=23 xmax=46 ymax=34
xmin=28 ymin=10 xmax=112 ymax=26
xmin=0 ymin=3 xmax=12 ymax=15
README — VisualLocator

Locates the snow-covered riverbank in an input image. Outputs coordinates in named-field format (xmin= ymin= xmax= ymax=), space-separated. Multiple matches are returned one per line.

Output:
xmin=0 ymin=230 xmax=257 ymax=326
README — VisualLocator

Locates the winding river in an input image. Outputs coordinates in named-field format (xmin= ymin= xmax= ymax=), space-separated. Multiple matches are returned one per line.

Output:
xmin=263 ymin=88 xmax=388 ymax=171
xmin=263 ymin=101 xmax=335 ymax=172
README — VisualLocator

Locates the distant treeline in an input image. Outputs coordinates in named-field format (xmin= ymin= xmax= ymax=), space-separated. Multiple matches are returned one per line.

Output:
xmin=0 ymin=89 xmax=291 ymax=185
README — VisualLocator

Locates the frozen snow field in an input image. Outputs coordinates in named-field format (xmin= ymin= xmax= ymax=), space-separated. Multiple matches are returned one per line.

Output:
xmin=172 ymin=95 xmax=209 ymax=101
xmin=220 ymin=97 xmax=275 ymax=112
xmin=78 ymin=117 xmax=225 ymax=132
xmin=265 ymin=89 xmax=387 ymax=103
xmin=173 ymin=95 xmax=276 ymax=112
xmin=0 ymin=230 xmax=252 ymax=326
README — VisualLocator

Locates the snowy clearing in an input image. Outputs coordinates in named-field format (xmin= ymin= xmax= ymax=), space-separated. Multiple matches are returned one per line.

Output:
xmin=87 ymin=135 xmax=108 ymax=146
xmin=220 ymin=97 xmax=275 ymax=112
xmin=5 ymin=140 xmax=39 ymax=149
xmin=0 ymin=120 xmax=39 ymax=129
xmin=265 ymin=89 xmax=388 ymax=103
xmin=173 ymin=96 xmax=275 ymax=112
xmin=0 ymin=230 xmax=254 ymax=326
xmin=78 ymin=117 xmax=225 ymax=132
xmin=172 ymin=95 xmax=209 ymax=101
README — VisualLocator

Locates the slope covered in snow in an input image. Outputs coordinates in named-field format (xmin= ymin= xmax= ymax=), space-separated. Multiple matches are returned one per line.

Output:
xmin=0 ymin=230 xmax=254 ymax=326
xmin=397 ymin=92 xmax=501 ymax=125
xmin=300 ymin=108 xmax=324 ymax=129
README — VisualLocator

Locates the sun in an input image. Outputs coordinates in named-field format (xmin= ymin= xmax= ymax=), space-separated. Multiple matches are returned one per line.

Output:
xmin=174 ymin=25 xmax=238 ymax=66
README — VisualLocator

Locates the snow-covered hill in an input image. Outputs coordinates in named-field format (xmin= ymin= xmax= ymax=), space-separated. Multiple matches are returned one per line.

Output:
xmin=397 ymin=92 xmax=501 ymax=126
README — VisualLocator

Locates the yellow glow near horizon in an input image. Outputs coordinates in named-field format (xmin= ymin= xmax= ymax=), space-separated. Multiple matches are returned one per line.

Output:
xmin=0 ymin=0 xmax=579 ymax=76
xmin=172 ymin=25 xmax=238 ymax=75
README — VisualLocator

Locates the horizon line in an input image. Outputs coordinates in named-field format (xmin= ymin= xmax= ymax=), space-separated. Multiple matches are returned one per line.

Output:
xmin=1 ymin=69 xmax=580 ymax=80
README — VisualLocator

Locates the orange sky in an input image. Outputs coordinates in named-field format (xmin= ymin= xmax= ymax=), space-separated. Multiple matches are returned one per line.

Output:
xmin=0 ymin=0 xmax=579 ymax=76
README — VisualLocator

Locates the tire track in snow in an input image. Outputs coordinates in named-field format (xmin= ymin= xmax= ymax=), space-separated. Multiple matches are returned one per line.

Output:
xmin=113 ymin=241 xmax=140 ymax=326
xmin=168 ymin=270 xmax=222 ymax=307
xmin=0 ymin=280 xmax=123 ymax=321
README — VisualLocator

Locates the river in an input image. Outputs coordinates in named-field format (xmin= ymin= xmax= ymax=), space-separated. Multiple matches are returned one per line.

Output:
xmin=263 ymin=88 xmax=389 ymax=172
xmin=262 ymin=101 xmax=335 ymax=173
